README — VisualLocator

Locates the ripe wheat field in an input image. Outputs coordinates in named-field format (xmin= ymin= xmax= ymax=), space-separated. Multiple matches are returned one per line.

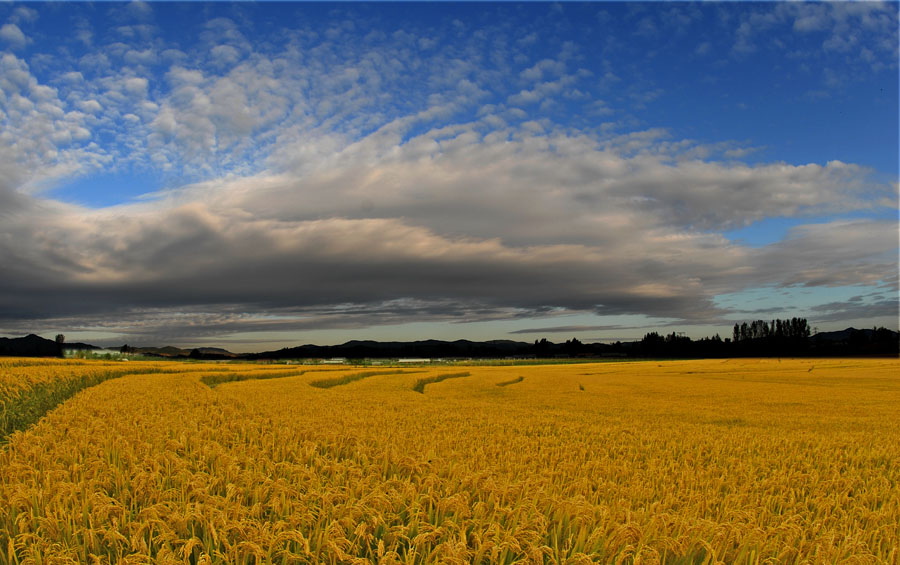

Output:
xmin=0 ymin=357 xmax=898 ymax=564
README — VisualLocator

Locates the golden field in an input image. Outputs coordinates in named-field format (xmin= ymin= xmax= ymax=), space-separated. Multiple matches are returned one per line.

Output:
xmin=0 ymin=358 xmax=898 ymax=564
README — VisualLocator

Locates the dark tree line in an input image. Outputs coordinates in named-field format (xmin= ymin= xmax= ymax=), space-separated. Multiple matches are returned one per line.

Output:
xmin=634 ymin=318 xmax=897 ymax=358
xmin=732 ymin=318 xmax=810 ymax=342
xmin=3 ymin=321 xmax=897 ymax=359
xmin=636 ymin=332 xmax=728 ymax=358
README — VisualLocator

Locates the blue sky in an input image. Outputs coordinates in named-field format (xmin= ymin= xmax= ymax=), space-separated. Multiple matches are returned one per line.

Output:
xmin=0 ymin=1 xmax=897 ymax=350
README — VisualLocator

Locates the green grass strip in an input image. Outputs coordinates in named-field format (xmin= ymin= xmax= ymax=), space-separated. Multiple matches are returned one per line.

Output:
xmin=2 ymin=372 xmax=121 ymax=444
xmin=1 ymin=364 xmax=239 ymax=443
xmin=200 ymin=368 xmax=309 ymax=388
xmin=496 ymin=376 xmax=524 ymax=387
xmin=412 ymin=372 xmax=471 ymax=393
xmin=310 ymin=370 xmax=419 ymax=389
xmin=0 ymin=366 xmax=221 ymax=444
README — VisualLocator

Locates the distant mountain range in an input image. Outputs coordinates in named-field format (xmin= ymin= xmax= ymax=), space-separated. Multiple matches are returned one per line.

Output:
xmin=0 ymin=328 xmax=896 ymax=359
xmin=0 ymin=334 xmax=97 ymax=357
xmin=247 ymin=339 xmax=539 ymax=360
xmin=125 ymin=346 xmax=238 ymax=358
xmin=810 ymin=327 xmax=887 ymax=342
xmin=0 ymin=334 xmax=64 ymax=357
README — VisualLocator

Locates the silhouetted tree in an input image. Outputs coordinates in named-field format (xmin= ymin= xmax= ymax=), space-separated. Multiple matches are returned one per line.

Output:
xmin=563 ymin=337 xmax=584 ymax=355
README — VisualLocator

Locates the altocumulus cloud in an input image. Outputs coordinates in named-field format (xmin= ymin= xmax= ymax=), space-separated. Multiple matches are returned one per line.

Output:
xmin=0 ymin=2 xmax=896 ymax=346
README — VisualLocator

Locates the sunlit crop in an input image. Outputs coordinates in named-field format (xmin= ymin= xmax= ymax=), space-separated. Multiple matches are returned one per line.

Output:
xmin=0 ymin=357 xmax=898 ymax=563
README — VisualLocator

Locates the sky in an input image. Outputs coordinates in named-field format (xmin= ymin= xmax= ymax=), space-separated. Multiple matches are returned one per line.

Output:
xmin=0 ymin=1 xmax=897 ymax=352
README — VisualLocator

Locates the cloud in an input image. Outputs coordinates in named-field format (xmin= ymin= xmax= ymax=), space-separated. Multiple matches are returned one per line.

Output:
xmin=745 ymin=220 xmax=898 ymax=288
xmin=12 ymin=7 xmax=39 ymax=24
xmin=123 ymin=48 xmax=157 ymax=66
xmin=202 ymin=18 xmax=249 ymax=52
xmin=75 ymin=24 xmax=93 ymax=48
xmin=509 ymin=325 xmax=635 ymax=334
xmin=125 ymin=1 xmax=154 ymax=22
xmin=210 ymin=44 xmax=240 ymax=67
xmin=59 ymin=71 xmax=84 ymax=83
xmin=0 ymin=203 xmax=725 ymax=332
xmin=731 ymin=2 xmax=898 ymax=71
xmin=0 ymin=53 xmax=110 ymax=191
xmin=0 ymin=23 xmax=27 ymax=49
xmin=808 ymin=296 xmax=899 ymax=324
xmin=78 ymin=99 xmax=103 ymax=113
xmin=418 ymin=37 xmax=437 ymax=51
xmin=507 ymin=75 xmax=573 ymax=106
xmin=520 ymin=58 xmax=565 ymax=81
xmin=791 ymin=4 xmax=829 ymax=33
xmin=124 ymin=76 xmax=149 ymax=97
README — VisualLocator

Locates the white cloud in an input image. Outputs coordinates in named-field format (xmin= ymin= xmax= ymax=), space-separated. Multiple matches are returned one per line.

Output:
xmin=508 ymin=89 xmax=541 ymax=106
xmin=124 ymin=77 xmax=149 ymax=98
xmin=507 ymin=76 xmax=572 ymax=106
xmin=520 ymin=58 xmax=565 ymax=81
xmin=0 ymin=23 xmax=27 ymax=49
xmin=124 ymin=48 xmax=158 ymax=66
xmin=59 ymin=71 xmax=85 ymax=83
xmin=732 ymin=2 xmax=898 ymax=70
xmin=587 ymin=99 xmax=614 ymax=116
xmin=0 ymin=54 xmax=109 ymax=193
xmin=78 ymin=100 xmax=103 ymax=114
xmin=75 ymin=26 xmax=93 ymax=48
xmin=210 ymin=44 xmax=240 ymax=67
xmin=126 ymin=1 xmax=153 ymax=21
xmin=161 ymin=49 xmax=187 ymax=63
xmin=202 ymin=18 xmax=249 ymax=51
xmin=418 ymin=37 xmax=437 ymax=50
xmin=78 ymin=53 xmax=110 ymax=72
xmin=169 ymin=123 xmax=892 ymax=253
xmin=12 ymin=7 xmax=39 ymax=24
xmin=792 ymin=4 xmax=829 ymax=32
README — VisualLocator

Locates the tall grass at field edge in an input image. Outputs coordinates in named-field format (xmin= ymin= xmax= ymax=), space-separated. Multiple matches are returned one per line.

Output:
xmin=1 ymin=368 xmax=160 ymax=443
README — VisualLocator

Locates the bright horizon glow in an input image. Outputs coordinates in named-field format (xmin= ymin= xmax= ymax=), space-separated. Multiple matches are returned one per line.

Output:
xmin=1 ymin=2 xmax=897 ymax=351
